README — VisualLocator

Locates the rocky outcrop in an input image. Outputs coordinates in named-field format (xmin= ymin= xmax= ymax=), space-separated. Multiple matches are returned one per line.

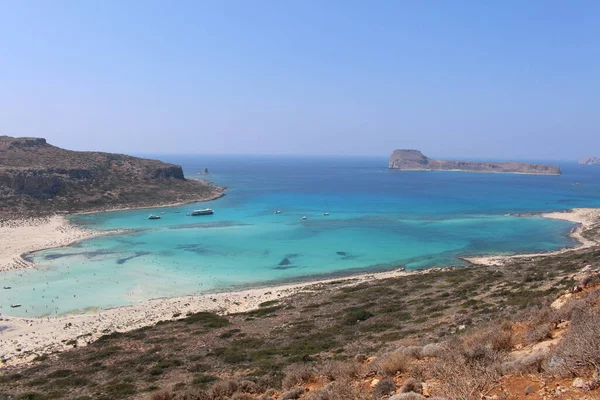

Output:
xmin=389 ymin=150 xmax=561 ymax=175
xmin=150 ymin=165 xmax=185 ymax=179
xmin=579 ymin=157 xmax=600 ymax=165
xmin=0 ymin=136 xmax=223 ymax=218
xmin=0 ymin=170 xmax=64 ymax=199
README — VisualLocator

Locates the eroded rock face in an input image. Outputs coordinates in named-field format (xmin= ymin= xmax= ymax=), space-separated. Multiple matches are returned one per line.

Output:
xmin=150 ymin=165 xmax=185 ymax=179
xmin=0 ymin=136 xmax=222 ymax=217
xmin=0 ymin=170 xmax=64 ymax=199
xmin=389 ymin=149 xmax=561 ymax=175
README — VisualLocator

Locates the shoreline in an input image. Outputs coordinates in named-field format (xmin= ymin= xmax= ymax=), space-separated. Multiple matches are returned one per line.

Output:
xmin=0 ymin=267 xmax=414 ymax=366
xmin=389 ymin=168 xmax=561 ymax=176
xmin=464 ymin=208 xmax=600 ymax=266
xmin=64 ymin=187 xmax=226 ymax=217
xmin=0 ymin=207 xmax=599 ymax=366
xmin=0 ymin=190 xmax=226 ymax=273
xmin=0 ymin=216 xmax=121 ymax=273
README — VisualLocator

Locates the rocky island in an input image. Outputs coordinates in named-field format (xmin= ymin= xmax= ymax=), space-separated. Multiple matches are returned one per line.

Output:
xmin=0 ymin=136 xmax=223 ymax=219
xmin=389 ymin=149 xmax=561 ymax=175
xmin=579 ymin=157 xmax=600 ymax=165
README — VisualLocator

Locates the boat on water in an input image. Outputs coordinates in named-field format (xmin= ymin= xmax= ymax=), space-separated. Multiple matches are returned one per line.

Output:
xmin=302 ymin=216 xmax=307 ymax=220
xmin=189 ymin=208 xmax=214 ymax=216
xmin=274 ymin=210 xmax=281 ymax=214
xmin=3 ymin=286 xmax=11 ymax=289
xmin=148 ymin=214 xmax=161 ymax=220
xmin=11 ymin=304 xmax=21 ymax=308
xmin=323 ymin=212 xmax=330 ymax=216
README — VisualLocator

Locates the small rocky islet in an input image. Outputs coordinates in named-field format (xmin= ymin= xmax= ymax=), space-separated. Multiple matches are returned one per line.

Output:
xmin=389 ymin=149 xmax=561 ymax=175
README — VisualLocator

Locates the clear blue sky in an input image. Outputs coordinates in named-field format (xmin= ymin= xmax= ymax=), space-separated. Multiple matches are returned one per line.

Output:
xmin=1 ymin=0 xmax=598 ymax=159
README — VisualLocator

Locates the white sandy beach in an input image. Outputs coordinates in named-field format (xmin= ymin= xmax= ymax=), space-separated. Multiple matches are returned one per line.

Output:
xmin=0 ymin=208 xmax=598 ymax=366
xmin=0 ymin=268 xmax=412 ymax=366
xmin=0 ymin=216 xmax=106 ymax=273
xmin=464 ymin=208 xmax=600 ymax=266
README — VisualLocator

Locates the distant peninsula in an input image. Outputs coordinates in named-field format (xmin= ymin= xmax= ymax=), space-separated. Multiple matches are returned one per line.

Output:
xmin=579 ymin=157 xmax=600 ymax=165
xmin=389 ymin=149 xmax=561 ymax=175
xmin=0 ymin=136 xmax=223 ymax=218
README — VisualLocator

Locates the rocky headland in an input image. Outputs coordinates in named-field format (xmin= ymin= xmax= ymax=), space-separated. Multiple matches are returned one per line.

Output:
xmin=389 ymin=149 xmax=561 ymax=175
xmin=579 ymin=157 xmax=600 ymax=165
xmin=0 ymin=136 xmax=223 ymax=219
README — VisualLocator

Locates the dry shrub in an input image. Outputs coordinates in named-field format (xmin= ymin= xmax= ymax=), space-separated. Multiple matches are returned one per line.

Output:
xmin=371 ymin=351 xmax=412 ymax=377
xmin=319 ymin=360 xmax=366 ymax=381
xmin=431 ymin=339 xmax=502 ymax=400
xmin=525 ymin=324 xmax=553 ymax=343
xmin=463 ymin=323 xmax=513 ymax=353
xmin=398 ymin=346 xmax=423 ymax=359
xmin=400 ymin=377 xmax=422 ymax=394
xmin=305 ymin=379 xmax=369 ymax=400
xmin=372 ymin=377 xmax=396 ymax=398
xmin=581 ymin=273 xmax=600 ymax=288
xmin=407 ymin=364 xmax=426 ymax=381
xmin=155 ymin=390 xmax=211 ymax=400
xmin=500 ymin=351 xmax=547 ymax=374
xmin=420 ymin=343 xmax=442 ymax=358
xmin=521 ymin=306 xmax=559 ymax=328
xmin=490 ymin=327 xmax=514 ymax=352
xmin=553 ymin=307 xmax=600 ymax=375
xmin=555 ymin=289 xmax=600 ymax=321
xmin=282 ymin=363 xmax=315 ymax=390
xmin=208 ymin=379 xmax=239 ymax=399
xmin=231 ymin=394 xmax=254 ymax=400
xmin=152 ymin=392 xmax=176 ymax=400
xmin=280 ymin=386 xmax=306 ymax=400
xmin=151 ymin=390 xmax=213 ymax=400
xmin=238 ymin=380 xmax=259 ymax=393
xmin=388 ymin=393 xmax=426 ymax=400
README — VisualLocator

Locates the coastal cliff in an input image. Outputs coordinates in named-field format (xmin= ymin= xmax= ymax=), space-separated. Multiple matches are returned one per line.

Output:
xmin=579 ymin=157 xmax=600 ymax=165
xmin=0 ymin=136 xmax=223 ymax=218
xmin=389 ymin=149 xmax=561 ymax=175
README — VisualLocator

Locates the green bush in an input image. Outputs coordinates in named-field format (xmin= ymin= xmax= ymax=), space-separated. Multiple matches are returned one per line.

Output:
xmin=184 ymin=312 xmax=229 ymax=328
xmin=343 ymin=308 xmax=373 ymax=325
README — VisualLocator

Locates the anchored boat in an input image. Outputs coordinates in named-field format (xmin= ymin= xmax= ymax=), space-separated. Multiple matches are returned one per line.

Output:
xmin=189 ymin=208 xmax=214 ymax=216
xmin=148 ymin=214 xmax=161 ymax=220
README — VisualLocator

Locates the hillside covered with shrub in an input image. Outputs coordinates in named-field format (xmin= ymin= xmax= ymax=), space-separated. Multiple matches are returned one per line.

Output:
xmin=0 ymin=136 xmax=222 ymax=218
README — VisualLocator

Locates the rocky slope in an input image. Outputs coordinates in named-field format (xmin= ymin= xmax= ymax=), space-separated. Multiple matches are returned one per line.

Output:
xmin=0 ymin=136 xmax=223 ymax=218
xmin=579 ymin=157 xmax=600 ymax=165
xmin=389 ymin=149 xmax=561 ymax=175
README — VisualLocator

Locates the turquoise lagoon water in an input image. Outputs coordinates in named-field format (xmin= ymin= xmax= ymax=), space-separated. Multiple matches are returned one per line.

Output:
xmin=2 ymin=156 xmax=600 ymax=317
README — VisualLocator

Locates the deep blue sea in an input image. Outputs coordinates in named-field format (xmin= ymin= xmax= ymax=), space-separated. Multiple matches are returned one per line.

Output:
xmin=2 ymin=156 xmax=600 ymax=317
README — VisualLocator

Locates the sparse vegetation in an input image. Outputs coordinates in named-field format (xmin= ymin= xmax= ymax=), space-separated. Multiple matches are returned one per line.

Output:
xmin=554 ymin=305 xmax=600 ymax=375
xmin=372 ymin=377 xmax=396 ymax=397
